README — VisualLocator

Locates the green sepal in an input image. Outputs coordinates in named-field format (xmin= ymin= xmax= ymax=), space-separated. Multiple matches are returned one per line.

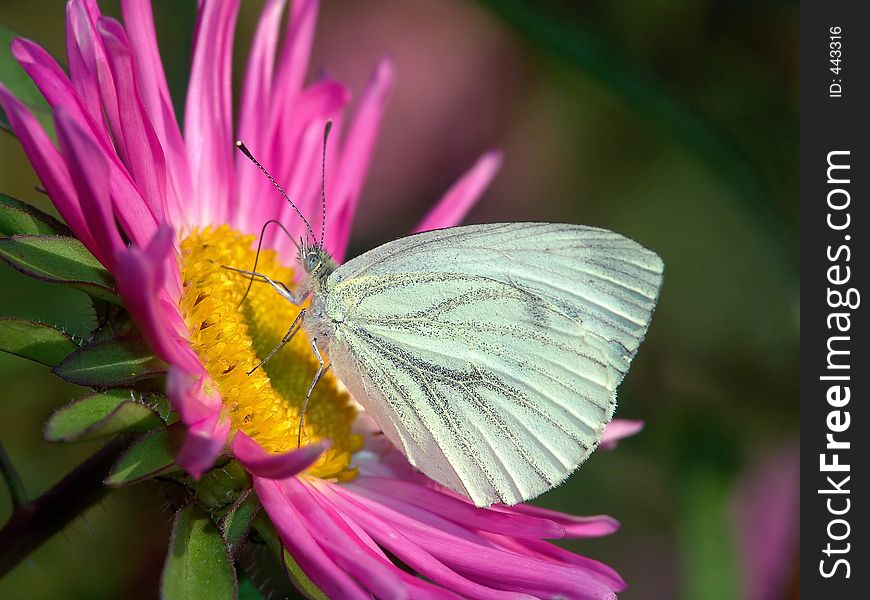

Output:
xmin=0 ymin=234 xmax=120 ymax=304
xmin=282 ymin=549 xmax=328 ymax=600
xmin=0 ymin=317 xmax=79 ymax=366
xmin=196 ymin=460 xmax=251 ymax=510
xmin=219 ymin=489 xmax=260 ymax=557
xmin=0 ymin=194 xmax=70 ymax=237
xmin=52 ymin=336 xmax=167 ymax=387
xmin=0 ymin=24 xmax=54 ymax=138
xmin=161 ymin=504 xmax=238 ymax=600
xmin=45 ymin=389 xmax=165 ymax=442
xmin=105 ymin=425 xmax=183 ymax=486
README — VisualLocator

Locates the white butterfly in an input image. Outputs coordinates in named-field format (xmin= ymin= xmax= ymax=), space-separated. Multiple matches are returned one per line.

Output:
xmin=235 ymin=142 xmax=663 ymax=507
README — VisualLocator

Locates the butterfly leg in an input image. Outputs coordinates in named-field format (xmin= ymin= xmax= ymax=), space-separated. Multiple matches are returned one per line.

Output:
xmin=297 ymin=337 xmax=332 ymax=447
xmin=237 ymin=218 xmax=302 ymax=306
xmin=221 ymin=264 xmax=309 ymax=305
xmin=247 ymin=308 xmax=306 ymax=375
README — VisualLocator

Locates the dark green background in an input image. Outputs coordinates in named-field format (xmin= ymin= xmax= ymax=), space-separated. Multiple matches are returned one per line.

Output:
xmin=0 ymin=1 xmax=798 ymax=598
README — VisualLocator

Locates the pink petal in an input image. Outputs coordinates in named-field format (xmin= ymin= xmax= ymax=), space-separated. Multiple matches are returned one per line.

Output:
xmin=240 ymin=80 xmax=350 ymax=240
xmin=414 ymin=150 xmax=503 ymax=233
xmin=283 ymin=479 xmax=409 ymax=599
xmin=119 ymin=0 xmax=192 ymax=227
xmin=303 ymin=487 xmax=458 ymax=600
xmin=61 ymin=1 xmax=125 ymax=165
xmin=12 ymin=35 xmax=105 ymax=143
xmin=464 ymin=535 xmax=628 ymax=599
xmin=269 ymin=0 xmax=319 ymax=127
xmin=254 ymin=477 xmax=370 ymax=600
xmin=54 ymin=108 xmax=125 ymax=270
xmin=318 ymin=485 xmax=529 ymax=600
xmin=333 ymin=486 xmax=617 ymax=599
xmin=0 ymin=85 xmax=93 ymax=252
xmin=347 ymin=484 xmax=493 ymax=546
xmin=499 ymin=504 xmax=620 ymax=538
xmin=165 ymin=367 xmax=220 ymax=428
xmin=307 ymin=114 xmax=345 ymax=256
xmin=350 ymin=476 xmax=565 ymax=539
xmin=185 ymin=0 xmax=240 ymax=227
xmin=489 ymin=535 xmax=627 ymax=592
xmin=330 ymin=58 xmax=395 ymax=260
xmin=237 ymin=0 xmax=286 ymax=156
xmin=69 ymin=2 xmax=174 ymax=244
xmin=270 ymin=85 xmax=349 ymax=249
xmin=118 ymin=0 xmax=178 ymax=146
xmin=115 ymin=227 xmax=200 ymax=374
xmin=11 ymin=35 xmax=159 ymax=248
xmin=175 ymin=403 xmax=231 ymax=479
xmin=65 ymin=0 xmax=108 ymax=142
xmin=279 ymin=119 xmax=325 ymax=240
xmin=232 ymin=432 xmax=327 ymax=480
xmin=98 ymin=18 xmax=168 ymax=223
xmin=599 ymin=419 xmax=644 ymax=450
xmin=166 ymin=366 xmax=228 ymax=479
xmin=236 ymin=0 xmax=323 ymax=239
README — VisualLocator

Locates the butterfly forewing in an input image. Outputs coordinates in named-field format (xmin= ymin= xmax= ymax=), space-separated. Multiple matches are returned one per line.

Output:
xmin=320 ymin=223 xmax=663 ymax=506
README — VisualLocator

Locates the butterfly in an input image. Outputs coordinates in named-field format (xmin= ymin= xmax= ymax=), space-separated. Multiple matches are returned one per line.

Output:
xmin=234 ymin=134 xmax=663 ymax=507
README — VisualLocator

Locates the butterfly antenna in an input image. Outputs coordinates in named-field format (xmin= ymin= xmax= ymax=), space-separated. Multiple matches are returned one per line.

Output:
xmin=319 ymin=120 xmax=333 ymax=250
xmin=239 ymin=219 xmax=301 ymax=307
xmin=235 ymin=140 xmax=318 ymax=245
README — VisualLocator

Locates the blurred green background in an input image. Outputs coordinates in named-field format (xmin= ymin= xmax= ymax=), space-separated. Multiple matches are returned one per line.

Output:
xmin=0 ymin=0 xmax=798 ymax=598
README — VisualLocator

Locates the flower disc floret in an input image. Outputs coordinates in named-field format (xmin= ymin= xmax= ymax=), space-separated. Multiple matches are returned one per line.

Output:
xmin=179 ymin=226 xmax=361 ymax=481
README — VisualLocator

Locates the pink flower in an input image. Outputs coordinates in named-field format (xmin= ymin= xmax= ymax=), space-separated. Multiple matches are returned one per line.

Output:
xmin=1 ymin=1 xmax=635 ymax=597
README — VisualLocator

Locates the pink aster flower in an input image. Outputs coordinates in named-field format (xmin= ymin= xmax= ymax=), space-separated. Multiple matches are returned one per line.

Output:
xmin=1 ymin=1 xmax=636 ymax=597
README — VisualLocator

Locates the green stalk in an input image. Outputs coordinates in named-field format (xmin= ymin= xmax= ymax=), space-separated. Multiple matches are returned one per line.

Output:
xmin=0 ymin=435 xmax=130 ymax=577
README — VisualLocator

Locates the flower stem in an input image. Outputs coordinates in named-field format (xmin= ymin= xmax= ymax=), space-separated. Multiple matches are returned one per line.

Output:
xmin=0 ymin=435 xmax=130 ymax=577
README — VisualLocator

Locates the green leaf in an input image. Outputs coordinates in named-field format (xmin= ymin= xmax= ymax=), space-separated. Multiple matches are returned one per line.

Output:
xmin=45 ymin=389 xmax=164 ymax=442
xmin=0 ymin=235 xmax=119 ymax=303
xmin=105 ymin=425 xmax=182 ymax=486
xmin=0 ymin=24 xmax=54 ymax=138
xmin=220 ymin=490 xmax=260 ymax=557
xmin=162 ymin=504 xmax=237 ymax=600
xmin=0 ymin=317 xmax=78 ymax=366
xmin=52 ymin=336 xmax=167 ymax=387
xmin=0 ymin=194 xmax=70 ymax=236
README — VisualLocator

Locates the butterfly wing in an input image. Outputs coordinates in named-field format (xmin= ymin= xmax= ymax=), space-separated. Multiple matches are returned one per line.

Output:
xmin=323 ymin=223 xmax=663 ymax=506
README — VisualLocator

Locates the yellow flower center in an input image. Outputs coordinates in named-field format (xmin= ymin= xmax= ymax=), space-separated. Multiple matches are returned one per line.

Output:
xmin=178 ymin=226 xmax=362 ymax=481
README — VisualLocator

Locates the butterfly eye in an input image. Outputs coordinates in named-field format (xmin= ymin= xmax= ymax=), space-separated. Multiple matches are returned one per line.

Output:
xmin=306 ymin=254 xmax=319 ymax=271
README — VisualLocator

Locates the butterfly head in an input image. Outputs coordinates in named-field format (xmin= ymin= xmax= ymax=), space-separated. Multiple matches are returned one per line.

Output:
xmin=300 ymin=240 xmax=337 ymax=288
